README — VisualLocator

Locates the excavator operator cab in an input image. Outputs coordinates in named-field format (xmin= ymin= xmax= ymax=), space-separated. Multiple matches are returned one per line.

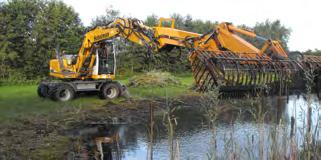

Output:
xmin=93 ymin=40 xmax=116 ymax=77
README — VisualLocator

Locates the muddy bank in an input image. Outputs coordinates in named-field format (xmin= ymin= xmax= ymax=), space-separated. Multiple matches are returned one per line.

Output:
xmin=0 ymin=94 xmax=207 ymax=159
xmin=0 ymin=93 xmax=294 ymax=159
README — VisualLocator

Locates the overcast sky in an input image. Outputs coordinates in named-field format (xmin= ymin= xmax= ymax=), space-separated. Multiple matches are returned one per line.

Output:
xmin=1 ymin=0 xmax=319 ymax=51
xmin=61 ymin=0 xmax=321 ymax=51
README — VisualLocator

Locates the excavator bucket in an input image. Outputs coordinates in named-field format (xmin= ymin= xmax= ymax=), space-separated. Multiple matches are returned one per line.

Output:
xmin=303 ymin=55 xmax=321 ymax=68
xmin=189 ymin=50 xmax=309 ymax=96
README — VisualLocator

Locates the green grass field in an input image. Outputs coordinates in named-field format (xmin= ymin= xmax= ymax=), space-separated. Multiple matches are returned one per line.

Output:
xmin=0 ymin=74 xmax=194 ymax=120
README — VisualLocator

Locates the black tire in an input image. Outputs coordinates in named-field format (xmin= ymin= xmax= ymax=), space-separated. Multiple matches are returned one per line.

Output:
xmin=50 ymin=84 xmax=75 ymax=101
xmin=37 ymin=83 xmax=49 ymax=98
xmin=99 ymin=83 xmax=121 ymax=99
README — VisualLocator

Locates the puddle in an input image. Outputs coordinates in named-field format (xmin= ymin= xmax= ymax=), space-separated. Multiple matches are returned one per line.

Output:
xmin=66 ymin=95 xmax=321 ymax=160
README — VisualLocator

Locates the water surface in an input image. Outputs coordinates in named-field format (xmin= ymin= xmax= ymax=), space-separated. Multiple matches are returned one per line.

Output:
xmin=70 ymin=95 xmax=321 ymax=160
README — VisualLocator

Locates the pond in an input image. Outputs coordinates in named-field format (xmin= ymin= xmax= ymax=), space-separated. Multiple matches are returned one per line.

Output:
xmin=67 ymin=95 xmax=321 ymax=160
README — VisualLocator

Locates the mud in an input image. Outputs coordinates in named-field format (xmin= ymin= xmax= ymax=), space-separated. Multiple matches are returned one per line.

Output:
xmin=1 ymin=93 xmax=312 ymax=159
xmin=0 ymin=94 xmax=206 ymax=159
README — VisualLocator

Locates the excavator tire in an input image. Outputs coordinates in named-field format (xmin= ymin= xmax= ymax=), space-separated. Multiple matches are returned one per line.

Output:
xmin=37 ymin=83 xmax=49 ymax=98
xmin=99 ymin=82 xmax=121 ymax=99
xmin=49 ymin=84 xmax=75 ymax=101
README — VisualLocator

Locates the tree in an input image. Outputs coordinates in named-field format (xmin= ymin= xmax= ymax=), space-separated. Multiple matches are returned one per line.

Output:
xmin=170 ymin=13 xmax=217 ymax=33
xmin=0 ymin=0 xmax=84 ymax=80
xmin=31 ymin=0 xmax=84 ymax=76
xmin=145 ymin=14 xmax=158 ymax=26
xmin=183 ymin=14 xmax=193 ymax=32
xmin=170 ymin=13 xmax=185 ymax=29
xmin=240 ymin=20 xmax=291 ymax=50
xmin=90 ymin=6 xmax=120 ymax=27
xmin=303 ymin=49 xmax=321 ymax=56
xmin=191 ymin=19 xmax=217 ymax=33
xmin=0 ymin=0 xmax=41 ymax=79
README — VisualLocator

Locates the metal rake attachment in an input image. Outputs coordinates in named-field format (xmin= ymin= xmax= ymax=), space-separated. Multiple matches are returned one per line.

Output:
xmin=190 ymin=50 xmax=306 ymax=96
xmin=302 ymin=55 xmax=321 ymax=70
xmin=302 ymin=55 xmax=321 ymax=97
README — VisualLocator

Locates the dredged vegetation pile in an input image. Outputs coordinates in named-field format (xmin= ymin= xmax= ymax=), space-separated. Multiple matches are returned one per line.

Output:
xmin=128 ymin=70 xmax=181 ymax=87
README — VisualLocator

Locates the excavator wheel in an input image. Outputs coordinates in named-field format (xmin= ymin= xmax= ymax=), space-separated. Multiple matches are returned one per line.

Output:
xmin=99 ymin=83 xmax=121 ymax=99
xmin=37 ymin=83 xmax=49 ymax=98
xmin=49 ymin=84 xmax=75 ymax=101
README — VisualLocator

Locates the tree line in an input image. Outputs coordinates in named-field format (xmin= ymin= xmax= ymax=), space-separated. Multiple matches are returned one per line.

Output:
xmin=1 ymin=0 xmax=311 ymax=84
xmin=0 ymin=0 xmax=83 ymax=83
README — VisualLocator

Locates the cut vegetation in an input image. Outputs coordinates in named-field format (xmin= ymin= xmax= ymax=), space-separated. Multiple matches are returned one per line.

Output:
xmin=128 ymin=70 xmax=181 ymax=87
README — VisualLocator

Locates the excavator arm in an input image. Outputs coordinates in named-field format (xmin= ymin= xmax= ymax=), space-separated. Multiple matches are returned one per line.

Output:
xmin=49 ymin=18 xmax=201 ymax=80
xmin=73 ymin=19 xmax=157 ymax=76
xmin=188 ymin=22 xmax=288 ymax=59
xmin=225 ymin=23 xmax=288 ymax=59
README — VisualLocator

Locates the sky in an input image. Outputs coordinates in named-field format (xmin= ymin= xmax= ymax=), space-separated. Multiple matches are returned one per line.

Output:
xmin=1 ymin=0 xmax=319 ymax=51
xmin=61 ymin=0 xmax=321 ymax=52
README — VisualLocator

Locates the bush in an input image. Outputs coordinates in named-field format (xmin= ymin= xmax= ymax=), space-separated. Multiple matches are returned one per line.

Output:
xmin=0 ymin=69 xmax=41 ymax=86
xmin=128 ymin=70 xmax=181 ymax=87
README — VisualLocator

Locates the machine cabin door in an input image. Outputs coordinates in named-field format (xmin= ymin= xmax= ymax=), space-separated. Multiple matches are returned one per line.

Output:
xmin=97 ymin=42 xmax=116 ymax=75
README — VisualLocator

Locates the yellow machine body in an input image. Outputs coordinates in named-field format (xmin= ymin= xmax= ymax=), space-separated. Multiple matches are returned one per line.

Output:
xmin=42 ymin=17 xmax=317 ymax=101
xmin=49 ymin=18 xmax=289 ymax=82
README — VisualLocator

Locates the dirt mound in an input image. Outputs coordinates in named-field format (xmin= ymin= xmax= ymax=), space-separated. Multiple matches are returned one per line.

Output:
xmin=128 ymin=70 xmax=181 ymax=87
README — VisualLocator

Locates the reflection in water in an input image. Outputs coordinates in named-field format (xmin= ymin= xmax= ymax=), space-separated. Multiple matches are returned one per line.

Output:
xmin=95 ymin=136 xmax=119 ymax=160
xmin=68 ymin=95 xmax=321 ymax=160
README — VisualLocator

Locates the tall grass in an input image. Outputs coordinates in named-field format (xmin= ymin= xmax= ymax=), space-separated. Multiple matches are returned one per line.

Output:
xmin=199 ymin=95 xmax=320 ymax=159
xmin=145 ymin=84 xmax=319 ymax=159
xmin=162 ymin=95 xmax=180 ymax=160
xmin=196 ymin=69 xmax=321 ymax=159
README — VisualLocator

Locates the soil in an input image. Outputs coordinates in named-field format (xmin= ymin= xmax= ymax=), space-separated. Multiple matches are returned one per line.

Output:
xmin=0 ymin=94 xmax=204 ymax=159
xmin=0 ymin=92 xmax=263 ymax=159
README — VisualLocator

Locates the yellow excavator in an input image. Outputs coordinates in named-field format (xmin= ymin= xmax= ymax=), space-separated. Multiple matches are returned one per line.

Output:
xmin=38 ymin=18 xmax=320 ymax=101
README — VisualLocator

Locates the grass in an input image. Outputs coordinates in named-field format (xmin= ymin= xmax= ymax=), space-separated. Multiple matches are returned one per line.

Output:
xmin=0 ymin=73 xmax=195 ymax=159
xmin=125 ymin=73 xmax=194 ymax=98
xmin=0 ymin=73 xmax=194 ymax=121
xmin=0 ymin=85 xmax=104 ymax=121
